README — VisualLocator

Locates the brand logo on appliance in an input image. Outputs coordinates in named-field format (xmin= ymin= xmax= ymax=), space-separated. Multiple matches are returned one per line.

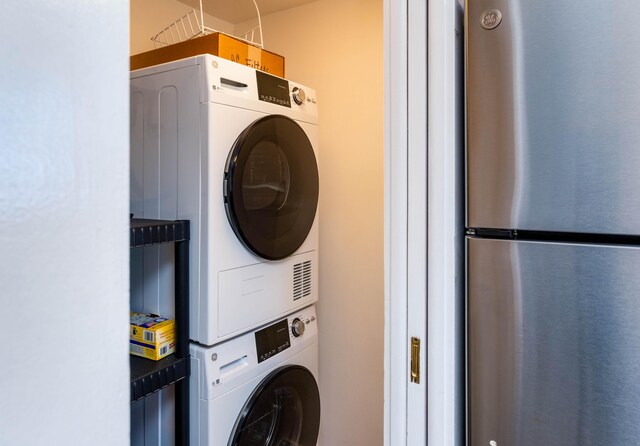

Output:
xmin=480 ymin=9 xmax=502 ymax=30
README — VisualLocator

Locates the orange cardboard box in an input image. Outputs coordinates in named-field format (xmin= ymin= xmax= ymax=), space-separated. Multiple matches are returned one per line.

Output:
xmin=130 ymin=33 xmax=285 ymax=77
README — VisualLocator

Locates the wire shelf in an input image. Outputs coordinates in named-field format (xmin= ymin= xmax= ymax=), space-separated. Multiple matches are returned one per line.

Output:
xmin=151 ymin=0 xmax=264 ymax=49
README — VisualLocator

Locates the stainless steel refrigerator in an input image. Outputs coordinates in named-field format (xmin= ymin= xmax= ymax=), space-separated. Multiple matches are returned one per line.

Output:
xmin=466 ymin=1 xmax=640 ymax=445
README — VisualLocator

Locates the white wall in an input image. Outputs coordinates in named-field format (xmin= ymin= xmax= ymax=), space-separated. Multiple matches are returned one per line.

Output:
xmin=130 ymin=0 xmax=235 ymax=55
xmin=239 ymin=1 xmax=385 ymax=444
xmin=0 ymin=1 xmax=130 ymax=445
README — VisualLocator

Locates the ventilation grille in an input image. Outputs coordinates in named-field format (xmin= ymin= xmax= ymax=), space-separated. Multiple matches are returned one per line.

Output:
xmin=293 ymin=260 xmax=312 ymax=301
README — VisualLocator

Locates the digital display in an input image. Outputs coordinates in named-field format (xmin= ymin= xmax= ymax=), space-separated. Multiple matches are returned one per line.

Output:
xmin=255 ymin=319 xmax=291 ymax=363
xmin=256 ymin=71 xmax=291 ymax=108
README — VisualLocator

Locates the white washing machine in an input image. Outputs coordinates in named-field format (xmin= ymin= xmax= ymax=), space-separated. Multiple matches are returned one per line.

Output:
xmin=130 ymin=55 xmax=319 ymax=346
xmin=190 ymin=305 xmax=320 ymax=445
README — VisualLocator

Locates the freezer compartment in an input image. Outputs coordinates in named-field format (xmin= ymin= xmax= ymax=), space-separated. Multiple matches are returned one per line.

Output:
xmin=467 ymin=237 xmax=640 ymax=446
xmin=467 ymin=0 xmax=640 ymax=235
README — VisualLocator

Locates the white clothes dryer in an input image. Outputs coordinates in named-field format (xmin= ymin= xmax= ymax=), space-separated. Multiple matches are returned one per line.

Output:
xmin=190 ymin=305 xmax=320 ymax=446
xmin=130 ymin=55 xmax=319 ymax=346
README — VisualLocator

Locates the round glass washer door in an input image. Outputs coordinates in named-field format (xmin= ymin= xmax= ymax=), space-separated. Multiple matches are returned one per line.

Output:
xmin=229 ymin=365 xmax=321 ymax=446
xmin=224 ymin=115 xmax=319 ymax=260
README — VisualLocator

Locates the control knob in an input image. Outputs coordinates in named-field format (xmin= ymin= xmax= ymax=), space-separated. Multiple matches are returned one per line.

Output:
xmin=291 ymin=318 xmax=306 ymax=337
xmin=292 ymin=87 xmax=306 ymax=105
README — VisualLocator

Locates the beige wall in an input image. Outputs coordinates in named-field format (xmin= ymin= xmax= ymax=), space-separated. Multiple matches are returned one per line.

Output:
xmin=239 ymin=1 xmax=385 ymax=444
xmin=130 ymin=0 xmax=234 ymax=55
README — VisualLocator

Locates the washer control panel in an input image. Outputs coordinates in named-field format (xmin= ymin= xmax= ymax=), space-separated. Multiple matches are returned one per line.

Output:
xmin=192 ymin=304 xmax=318 ymax=399
xmin=254 ymin=306 xmax=317 ymax=363
xmin=255 ymin=318 xmax=290 ymax=363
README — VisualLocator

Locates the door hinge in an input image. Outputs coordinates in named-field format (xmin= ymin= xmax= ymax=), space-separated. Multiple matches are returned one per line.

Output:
xmin=410 ymin=337 xmax=420 ymax=384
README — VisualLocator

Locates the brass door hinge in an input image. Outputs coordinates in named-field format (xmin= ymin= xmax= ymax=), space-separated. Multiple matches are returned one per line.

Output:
xmin=410 ymin=337 xmax=420 ymax=384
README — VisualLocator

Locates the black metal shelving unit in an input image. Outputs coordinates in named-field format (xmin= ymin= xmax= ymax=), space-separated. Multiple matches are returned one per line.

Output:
xmin=130 ymin=218 xmax=190 ymax=446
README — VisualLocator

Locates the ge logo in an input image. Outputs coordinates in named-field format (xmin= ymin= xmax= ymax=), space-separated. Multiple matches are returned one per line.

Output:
xmin=489 ymin=441 xmax=498 ymax=446
xmin=480 ymin=9 xmax=502 ymax=30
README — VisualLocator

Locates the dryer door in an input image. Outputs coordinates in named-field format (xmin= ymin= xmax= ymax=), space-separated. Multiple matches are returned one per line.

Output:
xmin=229 ymin=365 xmax=321 ymax=446
xmin=224 ymin=115 xmax=319 ymax=260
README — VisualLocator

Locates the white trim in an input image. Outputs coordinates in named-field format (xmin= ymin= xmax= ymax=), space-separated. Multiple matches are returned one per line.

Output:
xmin=384 ymin=0 xmax=409 ymax=443
xmin=407 ymin=0 xmax=428 ymax=443
xmin=427 ymin=0 xmax=465 ymax=445
xmin=385 ymin=0 xmax=464 ymax=444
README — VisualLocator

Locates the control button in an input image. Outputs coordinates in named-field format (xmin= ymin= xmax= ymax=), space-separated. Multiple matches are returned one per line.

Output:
xmin=223 ymin=179 xmax=228 ymax=197
xmin=292 ymin=87 xmax=306 ymax=105
xmin=291 ymin=318 xmax=306 ymax=337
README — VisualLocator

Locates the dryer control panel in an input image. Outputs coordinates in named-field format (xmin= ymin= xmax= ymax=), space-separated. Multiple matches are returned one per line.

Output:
xmin=256 ymin=71 xmax=291 ymax=107
xmin=202 ymin=55 xmax=317 ymax=122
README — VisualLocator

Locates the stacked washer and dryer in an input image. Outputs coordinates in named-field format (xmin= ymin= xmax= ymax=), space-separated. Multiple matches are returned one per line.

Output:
xmin=130 ymin=55 xmax=321 ymax=445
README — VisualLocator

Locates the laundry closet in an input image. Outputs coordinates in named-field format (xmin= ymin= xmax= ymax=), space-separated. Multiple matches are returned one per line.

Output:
xmin=129 ymin=0 xmax=384 ymax=444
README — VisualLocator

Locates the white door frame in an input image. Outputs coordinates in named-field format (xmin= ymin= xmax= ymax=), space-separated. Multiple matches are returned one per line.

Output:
xmin=384 ymin=0 xmax=464 ymax=444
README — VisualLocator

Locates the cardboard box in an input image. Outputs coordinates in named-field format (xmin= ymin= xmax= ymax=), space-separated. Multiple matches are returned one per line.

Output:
xmin=130 ymin=312 xmax=176 ymax=361
xmin=130 ymin=33 xmax=285 ymax=77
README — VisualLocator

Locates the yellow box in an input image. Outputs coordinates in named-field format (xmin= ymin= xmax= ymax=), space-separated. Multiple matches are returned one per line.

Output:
xmin=130 ymin=33 xmax=285 ymax=77
xmin=130 ymin=312 xmax=176 ymax=361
